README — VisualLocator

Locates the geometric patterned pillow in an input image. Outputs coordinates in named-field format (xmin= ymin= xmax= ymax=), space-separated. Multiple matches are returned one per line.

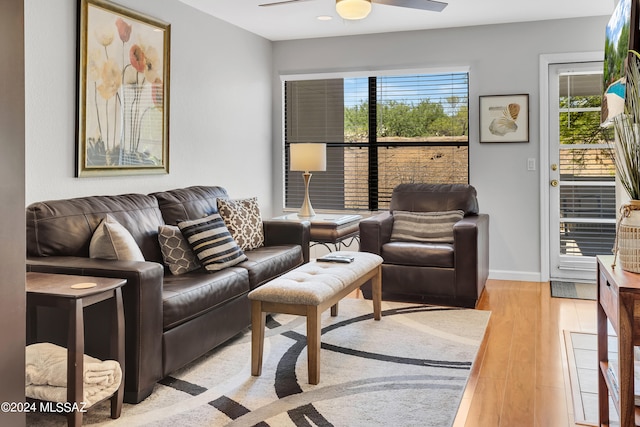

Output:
xmin=390 ymin=210 xmax=465 ymax=243
xmin=158 ymin=225 xmax=201 ymax=275
xmin=216 ymin=197 xmax=264 ymax=251
xmin=177 ymin=213 xmax=248 ymax=272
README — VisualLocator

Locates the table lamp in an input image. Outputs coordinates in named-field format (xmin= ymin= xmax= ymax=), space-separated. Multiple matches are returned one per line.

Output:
xmin=290 ymin=143 xmax=326 ymax=218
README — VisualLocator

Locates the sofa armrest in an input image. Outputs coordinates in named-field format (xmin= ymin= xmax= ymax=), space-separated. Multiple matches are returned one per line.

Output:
xmin=453 ymin=214 xmax=490 ymax=302
xmin=262 ymin=220 xmax=311 ymax=263
xmin=359 ymin=211 xmax=394 ymax=255
xmin=26 ymin=256 xmax=165 ymax=403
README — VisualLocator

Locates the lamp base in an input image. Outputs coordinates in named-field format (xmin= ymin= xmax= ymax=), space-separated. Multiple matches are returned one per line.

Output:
xmin=298 ymin=172 xmax=316 ymax=218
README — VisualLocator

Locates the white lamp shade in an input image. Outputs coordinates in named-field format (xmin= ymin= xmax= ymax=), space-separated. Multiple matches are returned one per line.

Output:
xmin=336 ymin=0 xmax=372 ymax=20
xmin=290 ymin=143 xmax=327 ymax=172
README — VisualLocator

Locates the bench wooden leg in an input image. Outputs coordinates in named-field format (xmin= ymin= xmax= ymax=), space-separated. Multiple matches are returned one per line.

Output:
xmin=306 ymin=305 xmax=321 ymax=384
xmin=330 ymin=302 xmax=338 ymax=317
xmin=251 ymin=300 xmax=266 ymax=377
xmin=372 ymin=265 xmax=382 ymax=321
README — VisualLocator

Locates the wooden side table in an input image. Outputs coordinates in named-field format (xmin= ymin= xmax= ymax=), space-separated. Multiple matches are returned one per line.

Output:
xmin=273 ymin=213 xmax=362 ymax=251
xmin=597 ymin=255 xmax=640 ymax=426
xmin=26 ymin=272 xmax=126 ymax=427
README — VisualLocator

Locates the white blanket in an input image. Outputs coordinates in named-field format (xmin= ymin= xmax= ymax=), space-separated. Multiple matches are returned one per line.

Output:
xmin=25 ymin=342 xmax=122 ymax=407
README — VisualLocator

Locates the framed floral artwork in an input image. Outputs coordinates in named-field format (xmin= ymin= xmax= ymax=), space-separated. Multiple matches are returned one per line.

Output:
xmin=76 ymin=0 xmax=170 ymax=177
xmin=479 ymin=94 xmax=529 ymax=143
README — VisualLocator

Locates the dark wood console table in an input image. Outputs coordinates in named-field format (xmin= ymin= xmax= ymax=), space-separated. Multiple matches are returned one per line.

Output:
xmin=26 ymin=272 xmax=126 ymax=426
xmin=597 ymin=255 xmax=640 ymax=426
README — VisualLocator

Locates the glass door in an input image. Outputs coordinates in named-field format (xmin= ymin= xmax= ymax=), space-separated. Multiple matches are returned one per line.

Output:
xmin=548 ymin=62 xmax=616 ymax=281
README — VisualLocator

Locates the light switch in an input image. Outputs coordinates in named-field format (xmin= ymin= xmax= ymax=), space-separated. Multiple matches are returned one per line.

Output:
xmin=527 ymin=158 xmax=536 ymax=171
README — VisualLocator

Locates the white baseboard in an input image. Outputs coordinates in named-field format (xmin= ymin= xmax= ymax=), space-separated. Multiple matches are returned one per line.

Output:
xmin=488 ymin=270 xmax=543 ymax=282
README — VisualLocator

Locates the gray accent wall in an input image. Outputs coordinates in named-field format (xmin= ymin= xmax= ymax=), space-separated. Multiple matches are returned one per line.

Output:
xmin=0 ymin=1 xmax=26 ymax=426
xmin=272 ymin=16 xmax=609 ymax=281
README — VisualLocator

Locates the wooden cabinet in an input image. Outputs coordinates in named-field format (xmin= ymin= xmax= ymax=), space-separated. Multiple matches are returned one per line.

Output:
xmin=597 ymin=255 xmax=640 ymax=426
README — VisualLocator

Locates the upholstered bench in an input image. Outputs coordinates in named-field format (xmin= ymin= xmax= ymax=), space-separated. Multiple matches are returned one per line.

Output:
xmin=248 ymin=251 xmax=383 ymax=384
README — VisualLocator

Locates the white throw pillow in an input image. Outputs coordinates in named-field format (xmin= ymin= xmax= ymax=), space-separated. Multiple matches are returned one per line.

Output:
xmin=90 ymin=214 xmax=145 ymax=261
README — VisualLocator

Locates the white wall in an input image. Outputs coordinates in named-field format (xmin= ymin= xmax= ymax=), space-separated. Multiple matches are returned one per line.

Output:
xmin=271 ymin=16 xmax=609 ymax=281
xmin=25 ymin=0 xmax=275 ymax=213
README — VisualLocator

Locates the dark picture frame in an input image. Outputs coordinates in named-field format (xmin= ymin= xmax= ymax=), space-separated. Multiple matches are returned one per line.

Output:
xmin=479 ymin=94 xmax=529 ymax=143
xmin=76 ymin=0 xmax=170 ymax=177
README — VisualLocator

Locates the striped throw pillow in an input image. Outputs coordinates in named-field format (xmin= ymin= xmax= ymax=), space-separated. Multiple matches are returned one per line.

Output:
xmin=391 ymin=210 xmax=465 ymax=243
xmin=177 ymin=213 xmax=247 ymax=272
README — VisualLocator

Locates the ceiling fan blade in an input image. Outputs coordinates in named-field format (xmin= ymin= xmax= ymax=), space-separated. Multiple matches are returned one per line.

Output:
xmin=373 ymin=0 xmax=447 ymax=12
xmin=259 ymin=0 xmax=317 ymax=7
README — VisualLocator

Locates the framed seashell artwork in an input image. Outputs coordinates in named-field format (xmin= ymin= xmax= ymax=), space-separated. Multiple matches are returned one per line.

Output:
xmin=479 ymin=94 xmax=529 ymax=143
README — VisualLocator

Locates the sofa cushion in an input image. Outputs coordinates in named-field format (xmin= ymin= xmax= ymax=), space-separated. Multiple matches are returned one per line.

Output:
xmin=26 ymin=193 xmax=165 ymax=262
xmin=391 ymin=210 xmax=464 ymax=243
xmin=89 ymin=215 xmax=145 ymax=261
xmin=178 ymin=213 xmax=247 ymax=271
xmin=152 ymin=186 xmax=229 ymax=225
xmin=217 ymin=197 xmax=264 ymax=251
xmin=162 ymin=267 xmax=249 ymax=330
xmin=239 ymin=245 xmax=304 ymax=289
xmin=382 ymin=241 xmax=454 ymax=268
xmin=390 ymin=183 xmax=479 ymax=215
xmin=158 ymin=225 xmax=201 ymax=275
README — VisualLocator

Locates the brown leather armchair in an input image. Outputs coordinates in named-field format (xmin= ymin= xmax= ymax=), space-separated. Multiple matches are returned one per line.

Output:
xmin=359 ymin=183 xmax=489 ymax=308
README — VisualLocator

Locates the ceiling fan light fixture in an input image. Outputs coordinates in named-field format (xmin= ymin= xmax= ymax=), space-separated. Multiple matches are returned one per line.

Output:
xmin=336 ymin=0 xmax=372 ymax=20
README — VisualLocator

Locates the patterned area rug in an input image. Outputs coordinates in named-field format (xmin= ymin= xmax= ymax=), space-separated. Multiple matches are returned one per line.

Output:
xmin=27 ymin=299 xmax=490 ymax=427
xmin=550 ymin=281 xmax=597 ymax=300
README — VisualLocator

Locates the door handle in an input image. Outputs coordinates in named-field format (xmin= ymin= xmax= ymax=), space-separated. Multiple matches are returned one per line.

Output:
xmin=550 ymin=179 xmax=559 ymax=187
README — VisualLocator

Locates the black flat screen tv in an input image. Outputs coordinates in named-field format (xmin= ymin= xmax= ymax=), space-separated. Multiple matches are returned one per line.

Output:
xmin=602 ymin=0 xmax=640 ymax=126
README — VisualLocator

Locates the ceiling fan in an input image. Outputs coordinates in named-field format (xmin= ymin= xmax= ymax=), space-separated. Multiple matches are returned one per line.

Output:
xmin=259 ymin=0 xmax=448 ymax=21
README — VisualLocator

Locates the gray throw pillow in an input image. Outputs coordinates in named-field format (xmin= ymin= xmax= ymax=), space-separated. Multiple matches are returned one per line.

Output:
xmin=391 ymin=210 xmax=465 ymax=243
xmin=178 ymin=213 xmax=247 ymax=272
xmin=158 ymin=225 xmax=201 ymax=275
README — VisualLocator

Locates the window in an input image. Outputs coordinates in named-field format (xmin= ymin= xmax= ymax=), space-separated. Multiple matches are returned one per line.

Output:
xmin=284 ymin=72 xmax=469 ymax=212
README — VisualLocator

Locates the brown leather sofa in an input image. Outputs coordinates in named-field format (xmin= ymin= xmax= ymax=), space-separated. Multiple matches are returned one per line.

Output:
xmin=26 ymin=186 xmax=310 ymax=403
xmin=359 ymin=183 xmax=489 ymax=308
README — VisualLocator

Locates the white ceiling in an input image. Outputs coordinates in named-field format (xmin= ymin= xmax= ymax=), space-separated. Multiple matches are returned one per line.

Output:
xmin=178 ymin=0 xmax=615 ymax=41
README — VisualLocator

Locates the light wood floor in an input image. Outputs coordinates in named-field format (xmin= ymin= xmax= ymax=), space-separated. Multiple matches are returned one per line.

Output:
xmin=452 ymin=279 xmax=597 ymax=427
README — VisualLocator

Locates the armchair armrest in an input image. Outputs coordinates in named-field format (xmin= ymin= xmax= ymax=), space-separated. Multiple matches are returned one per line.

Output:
xmin=453 ymin=214 xmax=490 ymax=301
xmin=262 ymin=220 xmax=311 ymax=263
xmin=359 ymin=211 xmax=394 ymax=255
xmin=26 ymin=256 xmax=165 ymax=403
